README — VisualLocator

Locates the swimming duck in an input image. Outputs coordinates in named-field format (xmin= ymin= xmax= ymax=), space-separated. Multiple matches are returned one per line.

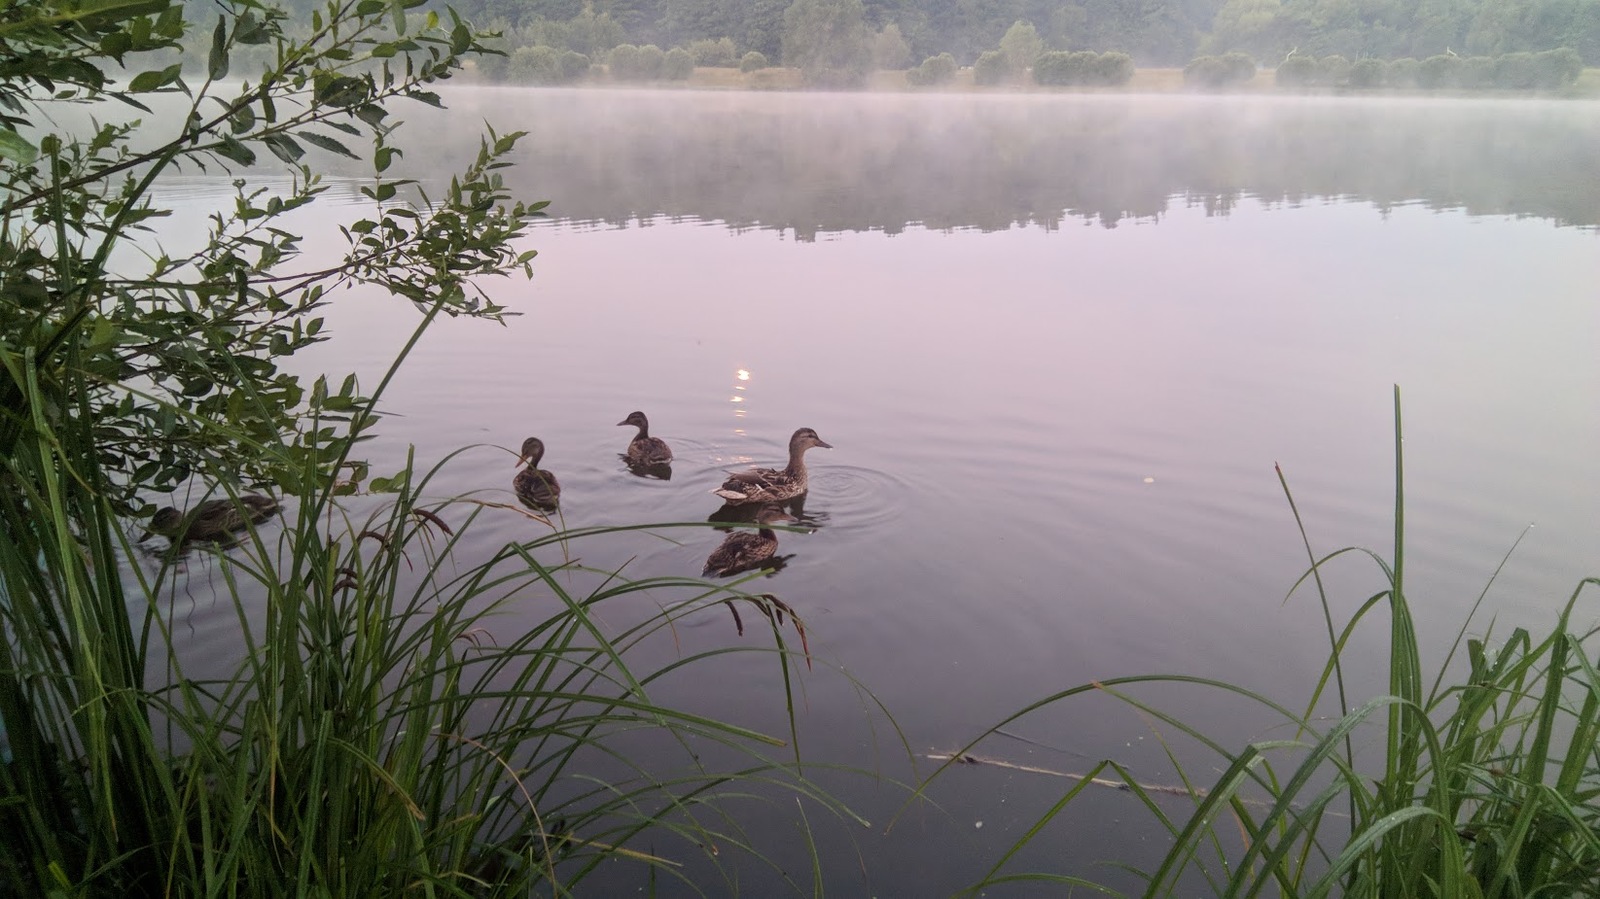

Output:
xmin=702 ymin=504 xmax=798 ymax=577
xmin=618 ymin=411 xmax=673 ymax=467
xmin=513 ymin=437 xmax=561 ymax=510
xmin=713 ymin=427 xmax=832 ymax=504
xmin=139 ymin=494 xmax=280 ymax=544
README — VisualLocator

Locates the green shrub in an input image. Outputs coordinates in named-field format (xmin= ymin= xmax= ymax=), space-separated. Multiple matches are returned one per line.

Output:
xmin=1532 ymin=48 xmax=1583 ymax=88
xmin=637 ymin=44 xmax=666 ymax=79
xmin=687 ymin=36 xmax=738 ymax=67
xmin=906 ymin=52 xmax=957 ymax=86
xmin=1219 ymin=50 xmax=1256 ymax=83
xmin=1275 ymin=53 xmax=1317 ymax=87
xmin=1032 ymin=50 xmax=1070 ymax=84
xmin=1064 ymin=50 xmax=1100 ymax=82
xmin=663 ymin=46 xmax=695 ymax=79
xmin=1493 ymin=51 xmax=1538 ymax=89
xmin=1184 ymin=54 xmax=1228 ymax=87
xmin=1387 ymin=56 xmax=1421 ymax=88
xmin=1093 ymin=51 xmax=1135 ymax=85
xmin=1458 ymin=55 xmax=1495 ymax=88
xmin=973 ymin=49 xmax=1011 ymax=85
xmin=1034 ymin=49 xmax=1126 ymax=86
xmin=1183 ymin=52 xmax=1254 ymax=88
xmin=508 ymin=44 xmax=563 ymax=84
xmin=739 ymin=50 xmax=768 ymax=72
xmin=607 ymin=43 xmax=642 ymax=78
xmin=1347 ymin=57 xmax=1385 ymax=89
xmin=1419 ymin=53 xmax=1460 ymax=88
xmin=1316 ymin=53 xmax=1351 ymax=86
xmin=559 ymin=49 xmax=590 ymax=80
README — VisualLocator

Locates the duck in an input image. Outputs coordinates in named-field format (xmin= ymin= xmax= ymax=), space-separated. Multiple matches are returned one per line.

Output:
xmin=139 ymin=494 xmax=280 ymax=544
xmin=713 ymin=427 xmax=832 ymax=504
xmin=702 ymin=504 xmax=798 ymax=577
xmin=617 ymin=411 xmax=673 ymax=467
xmin=513 ymin=437 xmax=561 ymax=510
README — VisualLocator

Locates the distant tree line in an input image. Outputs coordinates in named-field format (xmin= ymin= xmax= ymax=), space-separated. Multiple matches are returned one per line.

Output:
xmin=424 ymin=0 xmax=1597 ymax=70
xmin=192 ymin=0 xmax=1596 ymax=86
xmin=1181 ymin=47 xmax=1585 ymax=90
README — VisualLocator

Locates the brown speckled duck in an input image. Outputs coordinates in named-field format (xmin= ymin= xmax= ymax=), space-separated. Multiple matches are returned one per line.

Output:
xmin=702 ymin=504 xmax=798 ymax=577
xmin=713 ymin=427 xmax=831 ymax=505
xmin=139 ymin=494 xmax=280 ymax=545
xmin=618 ymin=411 xmax=673 ymax=467
xmin=513 ymin=437 xmax=561 ymax=510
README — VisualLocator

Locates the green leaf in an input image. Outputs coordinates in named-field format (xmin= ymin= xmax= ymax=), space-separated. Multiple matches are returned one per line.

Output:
xmin=354 ymin=105 xmax=388 ymax=128
xmin=100 ymin=31 xmax=133 ymax=60
xmin=209 ymin=17 xmax=230 ymax=80
xmin=390 ymin=0 xmax=407 ymax=36
xmin=235 ymin=11 xmax=269 ymax=44
xmin=128 ymin=69 xmax=167 ymax=92
xmin=215 ymin=136 xmax=255 ymax=166
xmin=298 ymin=131 xmax=357 ymax=158
xmin=128 ymin=63 xmax=183 ymax=93
xmin=262 ymin=133 xmax=304 ymax=163
xmin=0 ymin=128 xmax=38 ymax=164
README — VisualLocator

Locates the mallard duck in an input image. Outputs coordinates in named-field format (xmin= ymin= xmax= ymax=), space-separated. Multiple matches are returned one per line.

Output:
xmin=702 ymin=504 xmax=798 ymax=577
xmin=617 ymin=411 xmax=673 ymax=467
xmin=713 ymin=427 xmax=832 ymax=504
xmin=139 ymin=494 xmax=280 ymax=544
xmin=513 ymin=437 xmax=561 ymax=510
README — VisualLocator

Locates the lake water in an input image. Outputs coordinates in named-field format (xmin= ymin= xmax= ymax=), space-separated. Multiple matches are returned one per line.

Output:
xmin=144 ymin=89 xmax=1598 ymax=894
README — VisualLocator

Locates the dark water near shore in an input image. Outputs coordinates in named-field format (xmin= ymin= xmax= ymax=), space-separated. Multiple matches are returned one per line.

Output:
xmin=142 ymin=89 xmax=1598 ymax=893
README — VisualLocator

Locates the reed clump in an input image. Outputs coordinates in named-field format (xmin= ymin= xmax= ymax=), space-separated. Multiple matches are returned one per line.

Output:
xmin=925 ymin=389 xmax=1600 ymax=897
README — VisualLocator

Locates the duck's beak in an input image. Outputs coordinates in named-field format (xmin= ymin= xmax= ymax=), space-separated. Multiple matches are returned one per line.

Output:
xmin=137 ymin=530 xmax=154 ymax=543
xmin=816 ymin=438 xmax=833 ymax=449
xmin=616 ymin=419 xmax=629 ymax=427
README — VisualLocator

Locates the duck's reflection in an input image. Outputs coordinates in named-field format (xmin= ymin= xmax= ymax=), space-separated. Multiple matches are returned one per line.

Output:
xmin=620 ymin=456 xmax=673 ymax=481
xmin=707 ymin=492 xmax=827 ymax=532
xmin=702 ymin=504 xmax=796 ymax=577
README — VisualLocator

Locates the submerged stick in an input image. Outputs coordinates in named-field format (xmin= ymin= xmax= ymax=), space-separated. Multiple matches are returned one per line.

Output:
xmin=925 ymin=752 xmax=1152 ymax=794
xmin=925 ymin=752 xmax=1332 ymax=813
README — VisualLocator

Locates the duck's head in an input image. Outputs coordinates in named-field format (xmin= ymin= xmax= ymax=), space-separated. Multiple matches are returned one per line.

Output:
xmin=140 ymin=506 xmax=183 ymax=541
xmin=618 ymin=411 xmax=649 ymax=429
xmin=755 ymin=504 xmax=800 ymax=526
xmin=517 ymin=437 xmax=546 ymax=467
xmin=789 ymin=427 xmax=832 ymax=453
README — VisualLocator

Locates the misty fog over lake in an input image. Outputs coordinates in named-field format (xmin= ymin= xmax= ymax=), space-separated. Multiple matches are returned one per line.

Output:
xmin=149 ymin=87 xmax=1598 ymax=893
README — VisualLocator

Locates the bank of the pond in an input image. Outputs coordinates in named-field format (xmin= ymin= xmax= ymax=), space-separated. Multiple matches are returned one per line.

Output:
xmin=466 ymin=62 xmax=1600 ymax=96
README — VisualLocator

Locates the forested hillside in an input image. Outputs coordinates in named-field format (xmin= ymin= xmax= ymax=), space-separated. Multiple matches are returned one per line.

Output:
xmin=385 ymin=0 xmax=1596 ymax=66
xmin=237 ymin=0 xmax=1598 ymax=69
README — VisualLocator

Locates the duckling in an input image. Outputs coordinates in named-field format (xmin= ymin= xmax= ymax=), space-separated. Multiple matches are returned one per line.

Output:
xmin=702 ymin=504 xmax=798 ymax=577
xmin=139 ymin=494 xmax=280 ymax=545
xmin=617 ymin=411 xmax=673 ymax=467
xmin=713 ymin=427 xmax=832 ymax=505
xmin=513 ymin=437 xmax=561 ymax=510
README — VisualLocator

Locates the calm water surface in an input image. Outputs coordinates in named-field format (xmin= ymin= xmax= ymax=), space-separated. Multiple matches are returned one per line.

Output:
xmin=145 ymin=89 xmax=1598 ymax=894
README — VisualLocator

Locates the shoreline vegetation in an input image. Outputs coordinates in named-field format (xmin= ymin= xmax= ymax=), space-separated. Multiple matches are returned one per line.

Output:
xmin=465 ymin=61 xmax=1600 ymax=96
